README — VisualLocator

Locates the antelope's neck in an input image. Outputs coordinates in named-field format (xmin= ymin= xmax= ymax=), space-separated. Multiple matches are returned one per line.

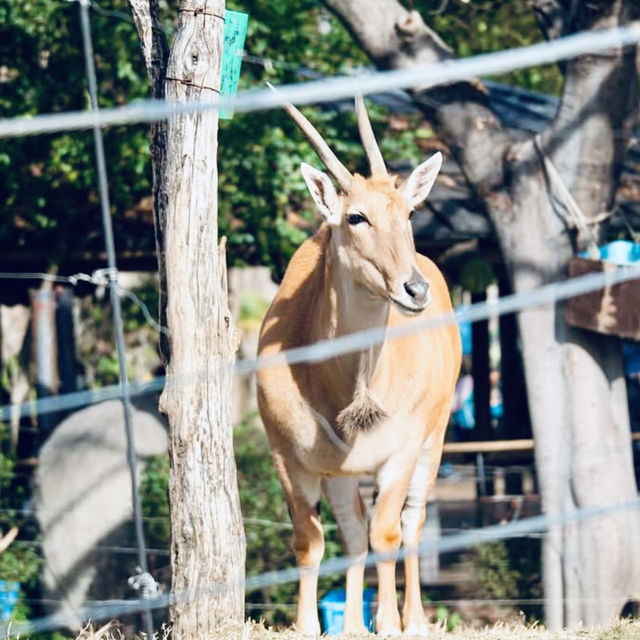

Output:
xmin=318 ymin=235 xmax=390 ymax=388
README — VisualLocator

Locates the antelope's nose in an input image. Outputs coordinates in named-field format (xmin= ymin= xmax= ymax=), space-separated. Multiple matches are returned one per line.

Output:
xmin=404 ymin=273 xmax=430 ymax=308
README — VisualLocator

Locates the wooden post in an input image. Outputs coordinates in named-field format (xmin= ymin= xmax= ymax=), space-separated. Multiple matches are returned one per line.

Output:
xmin=31 ymin=282 xmax=59 ymax=447
xmin=55 ymin=287 xmax=77 ymax=399
xmin=158 ymin=1 xmax=246 ymax=635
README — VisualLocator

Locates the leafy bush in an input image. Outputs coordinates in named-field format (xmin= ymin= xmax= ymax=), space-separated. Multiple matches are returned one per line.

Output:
xmin=0 ymin=433 xmax=41 ymax=624
xmin=467 ymin=538 xmax=542 ymax=621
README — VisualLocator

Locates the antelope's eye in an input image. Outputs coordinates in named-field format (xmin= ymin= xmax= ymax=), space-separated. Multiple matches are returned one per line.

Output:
xmin=347 ymin=213 xmax=368 ymax=226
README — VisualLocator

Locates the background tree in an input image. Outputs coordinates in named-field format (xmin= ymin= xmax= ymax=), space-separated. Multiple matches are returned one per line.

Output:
xmin=323 ymin=0 xmax=640 ymax=628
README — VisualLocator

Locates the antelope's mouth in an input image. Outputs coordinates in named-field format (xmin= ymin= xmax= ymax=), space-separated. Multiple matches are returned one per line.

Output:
xmin=390 ymin=273 xmax=431 ymax=316
xmin=390 ymin=294 xmax=430 ymax=317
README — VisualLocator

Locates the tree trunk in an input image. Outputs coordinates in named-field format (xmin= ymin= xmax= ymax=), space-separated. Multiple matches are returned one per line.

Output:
xmin=325 ymin=0 xmax=640 ymax=627
xmin=128 ymin=0 xmax=246 ymax=634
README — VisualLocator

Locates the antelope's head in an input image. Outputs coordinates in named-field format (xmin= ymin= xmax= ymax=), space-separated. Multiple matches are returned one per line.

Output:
xmin=279 ymin=89 xmax=441 ymax=316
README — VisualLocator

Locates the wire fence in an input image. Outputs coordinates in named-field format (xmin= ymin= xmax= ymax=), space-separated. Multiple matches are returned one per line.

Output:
xmin=2 ymin=259 xmax=640 ymax=422
xmin=6 ymin=497 xmax=639 ymax=636
xmin=2 ymin=22 xmax=640 ymax=138
xmin=1 ymin=1 xmax=640 ymax=637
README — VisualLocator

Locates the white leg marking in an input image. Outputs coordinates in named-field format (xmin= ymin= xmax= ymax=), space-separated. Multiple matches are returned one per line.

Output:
xmin=401 ymin=450 xmax=433 ymax=542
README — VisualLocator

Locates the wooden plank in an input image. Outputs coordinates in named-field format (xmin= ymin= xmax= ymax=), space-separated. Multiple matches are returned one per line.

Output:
xmin=443 ymin=438 xmax=534 ymax=454
xmin=443 ymin=433 xmax=640 ymax=454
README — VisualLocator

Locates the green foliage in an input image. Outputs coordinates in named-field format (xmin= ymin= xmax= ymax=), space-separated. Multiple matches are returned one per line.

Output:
xmin=120 ymin=280 xmax=159 ymax=333
xmin=458 ymin=254 xmax=497 ymax=294
xmin=0 ymin=544 xmax=40 ymax=585
xmin=0 ymin=431 xmax=41 ymax=622
xmin=75 ymin=279 xmax=162 ymax=387
xmin=435 ymin=604 xmax=462 ymax=632
xmin=468 ymin=538 xmax=542 ymax=621
xmin=139 ymin=454 xmax=170 ymax=551
xmin=472 ymin=541 xmax=518 ymax=600
xmin=0 ymin=0 xmax=561 ymax=278
xmin=238 ymin=291 xmax=271 ymax=330
xmin=413 ymin=0 xmax=563 ymax=95
xmin=0 ymin=0 xmax=152 ymax=265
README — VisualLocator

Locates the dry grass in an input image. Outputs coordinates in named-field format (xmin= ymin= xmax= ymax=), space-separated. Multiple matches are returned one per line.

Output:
xmin=196 ymin=618 xmax=640 ymax=640
xmin=71 ymin=618 xmax=640 ymax=640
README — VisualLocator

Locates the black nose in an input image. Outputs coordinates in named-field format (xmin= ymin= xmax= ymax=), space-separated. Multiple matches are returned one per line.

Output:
xmin=404 ymin=273 xmax=430 ymax=307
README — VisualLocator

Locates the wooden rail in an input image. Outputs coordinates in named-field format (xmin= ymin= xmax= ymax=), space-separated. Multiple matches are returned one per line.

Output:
xmin=443 ymin=439 xmax=533 ymax=454
xmin=15 ymin=435 xmax=640 ymax=467
xmin=443 ymin=432 xmax=640 ymax=455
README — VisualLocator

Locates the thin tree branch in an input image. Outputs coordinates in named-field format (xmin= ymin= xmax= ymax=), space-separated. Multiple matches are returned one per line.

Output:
xmin=0 ymin=526 xmax=19 ymax=555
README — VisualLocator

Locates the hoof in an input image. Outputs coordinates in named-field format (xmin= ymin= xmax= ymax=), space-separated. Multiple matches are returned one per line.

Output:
xmin=292 ymin=621 xmax=321 ymax=636
xmin=402 ymin=623 xmax=430 ymax=636
xmin=343 ymin=624 xmax=371 ymax=636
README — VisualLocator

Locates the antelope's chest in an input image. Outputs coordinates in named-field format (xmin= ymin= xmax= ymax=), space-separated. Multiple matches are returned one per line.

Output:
xmin=296 ymin=411 xmax=426 ymax=477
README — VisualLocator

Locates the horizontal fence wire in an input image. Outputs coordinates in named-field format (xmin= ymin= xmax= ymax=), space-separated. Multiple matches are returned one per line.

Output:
xmin=5 ymin=497 xmax=639 ymax=637
xmin=0 ymin=23 xmax=639 ymax=139
xmin=2 ymin=260 xmax=639 ymax=421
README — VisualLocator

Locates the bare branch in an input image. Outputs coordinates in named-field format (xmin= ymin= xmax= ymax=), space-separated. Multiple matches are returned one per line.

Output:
xmin=0 ymin=526 xmax=18 ymax=555
xmin=529 ymin=0 xmax=567 ymax=41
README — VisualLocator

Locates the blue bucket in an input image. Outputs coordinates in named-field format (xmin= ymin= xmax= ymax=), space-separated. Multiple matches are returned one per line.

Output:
xmin=0 ymin=581 xmax=20 ymax=622
xmin=319 ymin=588 xmax=376 ymax=634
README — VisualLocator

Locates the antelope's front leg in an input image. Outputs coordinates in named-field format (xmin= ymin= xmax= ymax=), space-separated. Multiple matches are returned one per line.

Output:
xmin=273 ymin=453 xmax=324 ymax=635
xmin=371 ymin=458 xmax=414 ymax=635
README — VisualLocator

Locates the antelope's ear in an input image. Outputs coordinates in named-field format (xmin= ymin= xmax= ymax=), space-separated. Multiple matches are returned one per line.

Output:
xmin=301 ymin=162 xmax=342 ymax=226
xmin=402 ymin=151 xmax=442 ymax=209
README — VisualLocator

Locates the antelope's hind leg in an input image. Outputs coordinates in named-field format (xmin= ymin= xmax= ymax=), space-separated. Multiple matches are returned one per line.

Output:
xmin=371 ymin=458 xmax=416 ymax=635
xmin=322 ymin=476 xmax=369 ymax=634
xmin=401 ymin=444 xmax=441 ymax=635
xmin=272 ymin=452 xmax=324 ymax=635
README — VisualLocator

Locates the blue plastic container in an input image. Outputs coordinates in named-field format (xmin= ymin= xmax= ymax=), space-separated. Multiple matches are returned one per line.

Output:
xmin=319 ymin=588 xmax=376 ymax=634
xmin=0 ymin=581 xmax=20 ymax=622
xmin=582 ymin=240 xmax=640 ymax=266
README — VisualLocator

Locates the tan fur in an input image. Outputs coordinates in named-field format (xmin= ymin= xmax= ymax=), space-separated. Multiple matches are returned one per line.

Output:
xmin=257 ymin=168 xmax=461 ymax=634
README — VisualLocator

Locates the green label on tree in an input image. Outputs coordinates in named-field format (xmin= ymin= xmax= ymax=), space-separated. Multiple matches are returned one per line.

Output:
xmin=220 ymin=10 xmax=249 ymax=120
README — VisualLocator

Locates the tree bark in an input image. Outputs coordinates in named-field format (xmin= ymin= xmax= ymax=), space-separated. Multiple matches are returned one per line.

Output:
xmin=325 ymin=0 xmax=640 ymax=628
xmin=128 ymin=0 xmax=246 ymax=635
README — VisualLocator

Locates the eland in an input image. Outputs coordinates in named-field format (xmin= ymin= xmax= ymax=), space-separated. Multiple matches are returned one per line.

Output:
xmin=257 ymin=91 xmax=461 ymax=635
